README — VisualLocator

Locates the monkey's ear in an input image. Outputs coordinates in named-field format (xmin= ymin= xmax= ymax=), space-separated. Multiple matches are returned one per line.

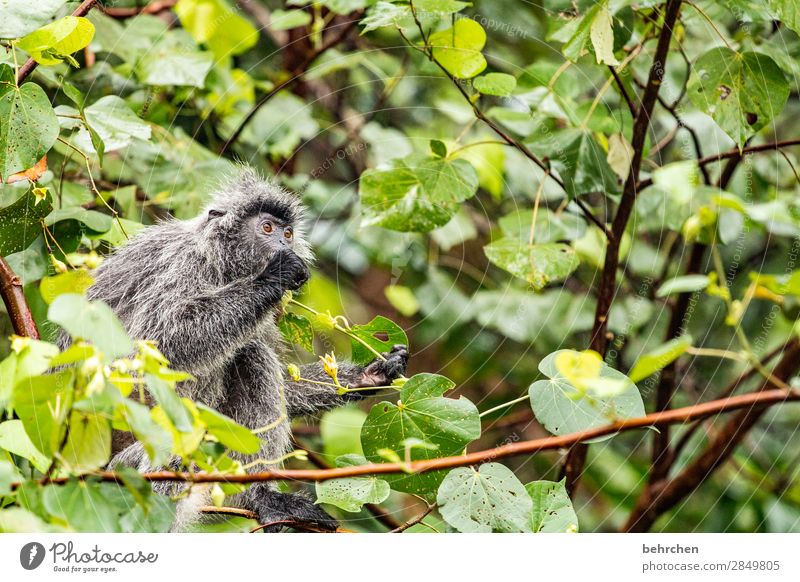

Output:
xmin=207 ymin=209 xmax=226 ymax=220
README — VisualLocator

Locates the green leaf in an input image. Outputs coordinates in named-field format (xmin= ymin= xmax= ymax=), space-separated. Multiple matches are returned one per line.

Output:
xmin=360 ymin=2 xmax=412 ymax=33
xmin=385 ymin=285 xmax=420 ymax=317
xmin=0 ymin=458 xmax=22 ymax=496
xmin=0 ymin=0 xmax=67 ymax=39
xmin=137 ymin=31 xmax=214 ymax=88
xmin=63 ymin=95 xmax=151 ymax=154
xmin=360 ymin=156 xmax=478 ymax=232
xmin=39 ymin=270 xmax=94 ymax=304
xmin=320 ymin=407 xmax=366 ymax=462
xmin=428 ymin=19 xmax=487 ymax=79
xmin=0 ymin=189 xmax=52 ymax=255
xmin=279 ymin=311 xmax=315 ymax=353
xmin=48 ymin=294 xmax=133 ymax=360
xmin=532 ymin=128 xmax=620 ymax=197
xmin=0 ymin=80 xmax=59 ymax=181
xmin=473 ymin=72 xmax=516 ymax=96
xmin=437 ymin=463 xmax=532 ymax=532
xmin=484 ymin=238 xmax=579 ymax=290
xmin=349 ymin=315 xmax=408 ymax=365
xmin=43 ymin=479 xmax=120 ymax=532
xmin=18 ymin=16 xmax=95 ymax=66
xmin=315 ymin=454 xmax=390 ymax=512
xmin=197 ymin=404 xmax=260 ymax=454
xmin=147 ymin=375 xmax=194 ymax=433
xmin=175 ymin=0 xmax=259 ymax=60
xmin=766 ymin=1 xmax=800 ymax=35
xmin=45 ymin=207 xmax=113 ymax=233
xmin=270 ymin=9 xmax=312 ymax=31
xmin=120 ymin=400 xmax=172 ymax=467
xmin=61 ymin=412 xmax=111 ymax=473
xmin=498 ymin=208 xmax=587 ymax=244
xmin=526 ymin=479 xmax=579 ymax=532
xmin=629 ymin=335 xmax=693 ymax=383
xmin=429 ymin=139 xmax=447 ymax=158
xmin=656 ymin=274 xmax=710 ymax=298
xmin=688 ymin=48 xmax=789 ymax=147
xmin=528 ymin=349 xmax=644 ymax=436
xmin=12 ymin=369 xmax=75 ymax=458
xmin=360 ymin=373 xmax=481 ymax=495
xmin=0 ymin=419 xmax=50 ymax=472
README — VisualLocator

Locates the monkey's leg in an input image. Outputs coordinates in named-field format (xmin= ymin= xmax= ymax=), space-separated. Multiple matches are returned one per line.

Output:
xmin=283 ymin=345 xmax=409 ymax=417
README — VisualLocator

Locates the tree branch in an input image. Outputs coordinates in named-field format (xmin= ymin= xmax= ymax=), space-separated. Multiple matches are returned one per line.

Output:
xmin=16 ymin=0 xmax=99 ymax=84
xmin=100 ymin=0 xmax=177 ymax=19
xmin=571 ymin=0 xmax=684 ymax=495
xmin=15 ymin=386 xmax=799 ymax=490
xmin=0 ymin=256 xmax=39 ymax=339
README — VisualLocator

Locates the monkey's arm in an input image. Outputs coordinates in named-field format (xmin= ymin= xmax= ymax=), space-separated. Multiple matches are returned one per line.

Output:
xmin=154 ymin=250 xmax=308 ymax=373
xmin=282 ymin=345 xmax=408 ymax=417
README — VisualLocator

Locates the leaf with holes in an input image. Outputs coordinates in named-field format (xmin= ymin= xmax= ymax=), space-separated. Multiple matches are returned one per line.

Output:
xmin=279 ymin=311 xmax=315 ymax=353
xmin=0 ymin=78 xmax=59 ymax=181
xmin=437 ymin=463 xmax=532 ymax=532
xmin=315 ymin=454 xmax=390 ymax=512
xmin=349 ymin=315 xmax=408 ymax=366
xmin=360 ymin=373 xmax=481 ymax=496
xmin=526 ymin=479 xmax=579 ymax=532
xmin=688 ymin=48 xmax=789 ymax=147
xmin=0 ymin=189 xmax=52 ymax=255
xmin=484 ymin=238 xmax=579 ymax=290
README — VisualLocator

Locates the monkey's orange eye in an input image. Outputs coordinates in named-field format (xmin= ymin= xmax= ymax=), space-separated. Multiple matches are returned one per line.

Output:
xmin=284 ymin=227 xmax=293 ymax=240
xmin=262 ymin=222 xmax=273 ymax=234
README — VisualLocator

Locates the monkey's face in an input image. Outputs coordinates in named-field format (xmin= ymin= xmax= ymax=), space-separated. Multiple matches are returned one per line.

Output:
xmin=254 ymin=212 xmax=295 ymax=256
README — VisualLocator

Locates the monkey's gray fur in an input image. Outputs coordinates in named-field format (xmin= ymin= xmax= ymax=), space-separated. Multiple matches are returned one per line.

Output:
xmin=69 ymin=167 xmax=408 ymax=532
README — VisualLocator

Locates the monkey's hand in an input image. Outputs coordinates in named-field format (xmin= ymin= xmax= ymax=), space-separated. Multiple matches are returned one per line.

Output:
xmin=350 ymin=344 xmax=409 ymax=392
xmin=260 ymin=248 xmax=310 ymax=292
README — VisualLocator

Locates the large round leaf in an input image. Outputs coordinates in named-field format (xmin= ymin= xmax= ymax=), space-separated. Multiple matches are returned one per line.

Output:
xmin=528 ymin=349 xmax=644 ymax=437
xmin=0 ymin=80 xmax=59 ymax=181
xmin=437 ymin=463 xmax=532 ymax=532
xmin=360 ymin=373 xmax=481 ymax=496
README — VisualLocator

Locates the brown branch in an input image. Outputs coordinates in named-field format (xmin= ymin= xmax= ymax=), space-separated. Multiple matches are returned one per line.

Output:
xmin=590 ymin=0 xmax=683 ymax=355
xmin=199 ymin=505 xmax=257 ymax=520
xmin=609 ymin=65 xmax=638 ymax=118
xmin=572 ymin=0 xmax=684 ymax=495
xmin=0 ymin=256 xmax=39 ymax=339
xmin=624 ymin=340 xmax=800 ymax=531
xmin=390 ymin=503 xmax=436 ymax=533
xmin=220 ymin=16 xmax=361 ymax=155
xmin=637 ymin=138 xmax=800 ymax=190
xmin=16 ymin=0 xmax=99 ymax=84
xmin=100 ymin=0 xmax=177 ymax=18
xmin=14 ymin=387 xmax=799 ymax=490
